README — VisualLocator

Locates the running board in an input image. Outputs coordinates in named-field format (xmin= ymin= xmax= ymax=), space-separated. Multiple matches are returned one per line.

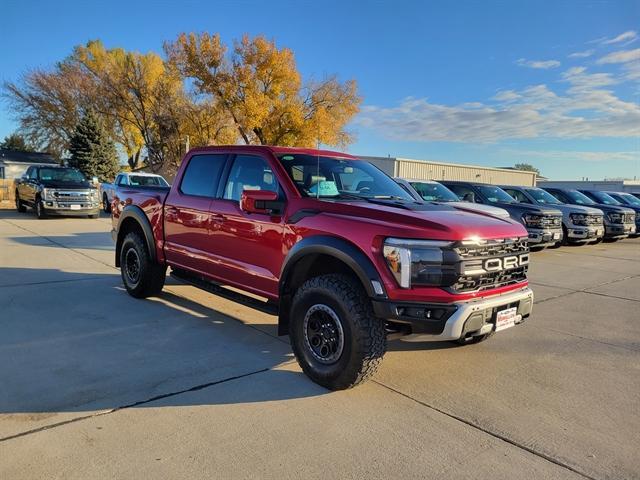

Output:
xmin=170 ymin=268 xmax=279 ymax=316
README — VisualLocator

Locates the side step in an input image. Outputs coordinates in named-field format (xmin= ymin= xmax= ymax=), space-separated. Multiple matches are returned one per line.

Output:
xmin=170 ymin=268 xmax=279 ymax=316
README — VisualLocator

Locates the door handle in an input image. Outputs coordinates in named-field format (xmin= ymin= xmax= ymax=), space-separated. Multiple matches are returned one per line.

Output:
xmin=210 ymin=213 xmax=225 ymax=223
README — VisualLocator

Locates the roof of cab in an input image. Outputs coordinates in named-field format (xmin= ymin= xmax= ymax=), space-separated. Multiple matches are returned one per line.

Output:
xmin=186 ymin=145 xmax=357 ymax=159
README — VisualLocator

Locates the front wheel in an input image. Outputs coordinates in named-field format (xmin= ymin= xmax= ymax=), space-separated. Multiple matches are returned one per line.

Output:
xmin=119 ymin=231 xmax=166 ymax=298
xmin=35 ymin=199 xmax=47 ymax=219
xmin=289 ymin=274 xmax=386 ymax=390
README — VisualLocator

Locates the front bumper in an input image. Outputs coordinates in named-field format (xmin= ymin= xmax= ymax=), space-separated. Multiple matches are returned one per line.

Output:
xmin=43 ymin=201 xmax=100 ymax=216
xmin=373 ymin=286 xmax=534 ymax=342
xmin=566 ymin=225 xmax=604 ymax=242
xmin=605 ymin=223 xmax=636 ymax=238
xmin=527 ymin=227 xmax=562 ymax=246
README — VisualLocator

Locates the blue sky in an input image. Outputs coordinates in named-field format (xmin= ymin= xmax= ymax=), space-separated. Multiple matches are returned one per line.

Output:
xmin=1 ymin=0 xmax=638 ymax=180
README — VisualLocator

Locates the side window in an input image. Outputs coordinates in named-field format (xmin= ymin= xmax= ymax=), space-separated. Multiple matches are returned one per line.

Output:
xmin=505 ymin=189 xmax=529 ymax=203
xmin=448 ymin=185 xmax=476 ymax=202
xmin=548 ymin=190 xmax=564 ymax=202
xmin=180 ymin=154 xmax=226 ymax=197
xmin=115 ymin=174 xmax=123 ymax=185
xmin=223 ymin=155 xmax=280 ymax=202
xmin=24 ymin=167 xmax=34 ymax=179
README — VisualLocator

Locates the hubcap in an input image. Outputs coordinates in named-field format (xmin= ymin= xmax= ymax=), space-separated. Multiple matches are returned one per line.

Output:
xmin=303 ymin=304 xmax=344 ymax=364
xmin=124 ymin=248 xmax=141 ymax=285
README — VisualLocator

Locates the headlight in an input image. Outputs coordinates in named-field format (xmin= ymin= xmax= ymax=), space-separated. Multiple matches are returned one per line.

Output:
xmin=383 ymin=238 xmax=454 ymax=288
xmin=90 ymin=189 xmax=99 ymax=200
xmin=608 ymin=212 xmax=623 ymax=223
xmin=522 ymin=214 xmax=543 ymax=227
xmin=42 ymin=188 xmax=55 ymax=201
xmin=570 ymin=213 xmax=587 ymax=226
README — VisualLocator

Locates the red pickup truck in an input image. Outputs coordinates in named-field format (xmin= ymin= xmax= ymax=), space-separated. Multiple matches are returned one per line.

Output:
xmin=111 ymin=146 xmax=533 ymax=389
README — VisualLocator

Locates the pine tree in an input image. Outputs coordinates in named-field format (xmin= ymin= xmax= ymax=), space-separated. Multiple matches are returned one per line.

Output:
xmin=68 ymin=111 xmax=119 ymax=181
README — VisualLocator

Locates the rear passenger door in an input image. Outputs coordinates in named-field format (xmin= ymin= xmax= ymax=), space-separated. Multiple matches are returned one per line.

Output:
xmin=163 ymin=153 xmax=228 ymax=274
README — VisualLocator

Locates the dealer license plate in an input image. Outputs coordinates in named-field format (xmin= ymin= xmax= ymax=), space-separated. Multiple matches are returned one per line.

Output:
xmin=553 ymin=232 xmax=561 ymax=240
xmin=70 ymin=205 xmax=81 ymax=210
xmin=495 ymin=307 xmax=518 ymax=332
xmin=596 ymin=229 xmax=603 ymax=236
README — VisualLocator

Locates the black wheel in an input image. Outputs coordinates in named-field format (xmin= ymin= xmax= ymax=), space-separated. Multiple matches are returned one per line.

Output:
xmin=119 ymin=231 xmax=166 ymax=298
xmin=455 ymin=331 xmax=494 ymax=345
xmin=289 ymin=274 xmax=386 ymax=390
xmin=35 ymin=198 xmax=47 ymax=219
xmin=15 ymin=193 xmax=26 ymax=213
xmin=103 ymin=193 xmax=111 ymax=213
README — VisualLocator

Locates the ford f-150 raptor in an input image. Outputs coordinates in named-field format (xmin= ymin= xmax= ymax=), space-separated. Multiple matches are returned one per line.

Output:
xmin=111 ymin=146 xmax=534 ymax=390
xmin=440 ymin=180 xmax=564 ymax=248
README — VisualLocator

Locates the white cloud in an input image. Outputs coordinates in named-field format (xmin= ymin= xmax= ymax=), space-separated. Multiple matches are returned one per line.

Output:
xmin=568 ymin=50 xmax=594 ymax=58
xmin=597 ymin=48 xmax=640 ymax=64
xmin=356 ymin=64 xmax=640 ymax=143
xmin=602 ymin=30 xmax=638 ymax=45
xmin=516 ymin=58 xmax=561 ymax=69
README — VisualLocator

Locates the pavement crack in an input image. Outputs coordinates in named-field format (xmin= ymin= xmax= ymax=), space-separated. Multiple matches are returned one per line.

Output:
xmin=0 ymin=367 xmax=271 ymax=444
xmin=372 ymin=380 xmax=600 ymax=480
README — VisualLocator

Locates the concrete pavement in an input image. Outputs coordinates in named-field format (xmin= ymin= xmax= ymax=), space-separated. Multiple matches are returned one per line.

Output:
xmin=0 ymin=209 xmax=638 ymax=479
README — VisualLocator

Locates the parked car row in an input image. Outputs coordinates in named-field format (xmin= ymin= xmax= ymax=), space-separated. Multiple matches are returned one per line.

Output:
xmin=397 ymin=178 xmax=637 ymax=248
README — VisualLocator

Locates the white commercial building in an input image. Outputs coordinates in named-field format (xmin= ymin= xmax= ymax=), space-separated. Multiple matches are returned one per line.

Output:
xmin=360 ymin=156 xmax=537 ymax=187
xmin=537 ymin=180 xmax=640 ymax=195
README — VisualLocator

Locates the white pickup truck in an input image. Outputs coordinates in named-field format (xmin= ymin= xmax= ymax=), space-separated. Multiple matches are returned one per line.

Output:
xmin=100 ymin=172 xmax=169 ymax=212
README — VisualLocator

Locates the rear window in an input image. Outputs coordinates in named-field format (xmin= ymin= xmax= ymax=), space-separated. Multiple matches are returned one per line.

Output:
xmin=180 ymin=154 xmax=226 ymax=197
xmin=129 ymin=175 xmax=168 ymax=187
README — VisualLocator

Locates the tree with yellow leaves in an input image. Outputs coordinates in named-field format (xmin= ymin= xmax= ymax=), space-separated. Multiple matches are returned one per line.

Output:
xmin=165 ymin=33 xmax=361 ymax=148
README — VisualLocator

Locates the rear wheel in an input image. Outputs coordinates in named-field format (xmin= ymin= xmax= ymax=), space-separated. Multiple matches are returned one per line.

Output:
xmin=120 ymin=231 xmax=166 ymax=298
xmin=289 ymin=274 xmax=386 ymax=390
xmin=15 ymin=193 xmax=26 ymax=213
xmin=103 ymin=193 xmax=111 ymax=213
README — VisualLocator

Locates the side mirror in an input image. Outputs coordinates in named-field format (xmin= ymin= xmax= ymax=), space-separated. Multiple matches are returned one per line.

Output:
xmin=240 ymin=190 xmax=281 ymax=215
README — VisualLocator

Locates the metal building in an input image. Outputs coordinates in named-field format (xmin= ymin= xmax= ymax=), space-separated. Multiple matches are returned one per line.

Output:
xmin=537 ymin=180 xmax=640 ymax=195
xmin=359 ymin=156 xmax=537 ymax=186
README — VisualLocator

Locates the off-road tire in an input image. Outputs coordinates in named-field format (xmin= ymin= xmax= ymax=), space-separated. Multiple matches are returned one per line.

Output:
xmin=120 ymin=231 xmax=166 ymax=298
xmin=103 ymin=193 xmax=111 ymax=213
xmin=15 ymin=193 xmax=26 ymax=213
xmin=35 ymin=198 xmax=47 ymax=219
xmin=289 ymin=274 xmax=386 ymax=390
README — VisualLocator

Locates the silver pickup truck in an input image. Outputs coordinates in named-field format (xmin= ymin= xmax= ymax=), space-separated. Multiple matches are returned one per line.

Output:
xmin=100 ymin=172 xmax=169 ymax=212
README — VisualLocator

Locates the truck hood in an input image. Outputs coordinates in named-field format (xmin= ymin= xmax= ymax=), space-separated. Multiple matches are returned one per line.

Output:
xmin=444 ymin=201 xmax=510 ymax=218
xmin=544 ymin=204 xmax=603 ymax=215
xmin=491 ymin=201 xmax=562 ymax=216
xmin=40 ymin=179 xmax=94 ymax=189
xmin=584 ymin=203 xmax=635 ymax=215
xmin=298 ymin=199 xmax=528 ymax=241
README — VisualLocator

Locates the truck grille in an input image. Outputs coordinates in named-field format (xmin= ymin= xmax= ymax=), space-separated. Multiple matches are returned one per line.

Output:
xmin=451 ymin=237 xmax=529 ymax=293
xmin=585 ymin=214 xmax=603 ymax=225
xmin=541 ymin=215 xmax=562 ymax=228
xmin=53 ymin=190 xmax=92 ymax=202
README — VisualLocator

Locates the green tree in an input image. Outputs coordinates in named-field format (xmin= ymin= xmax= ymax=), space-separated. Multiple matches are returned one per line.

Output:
xmin=514 ymin=163 xmax=541 ymax=175
xmin=68 ymin=111 xmax=119 ymax=181
xmin=0 ymin=133 xmax=34 ymax=151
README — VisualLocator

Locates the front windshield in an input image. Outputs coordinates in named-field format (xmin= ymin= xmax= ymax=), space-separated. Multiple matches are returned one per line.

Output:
xmin=129 ymin=175 xmax=169 ymax=187
xmin=564 ymin=190 xmax=596 ymax=205
xmin=618 ymin=194 xmax=640 ymax=206
xmin=410 ymin=182 xmax=459 ymax=202
xmin=277 ymin=154 xmax=414 ymax=201
xmin=476 ymin=185 xmax=516 ymax=204
xmin=38 ymin=168 xmax=86 ymax=183
xmin=526 ymin=188 xmax=563 ymax=205
xmin=588 ymin=191 xmax=621 ymax=205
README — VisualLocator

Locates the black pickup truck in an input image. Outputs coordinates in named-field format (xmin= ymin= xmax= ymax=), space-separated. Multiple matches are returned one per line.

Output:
xmin=15 ymin=166 xmax=101 ymax=219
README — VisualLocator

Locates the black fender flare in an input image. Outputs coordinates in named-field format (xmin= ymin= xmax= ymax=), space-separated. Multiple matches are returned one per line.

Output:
xmin=277 ymin=235 xmax=387 ymax=335
xmin=114 ymin=205 xmax=157 ymax=267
